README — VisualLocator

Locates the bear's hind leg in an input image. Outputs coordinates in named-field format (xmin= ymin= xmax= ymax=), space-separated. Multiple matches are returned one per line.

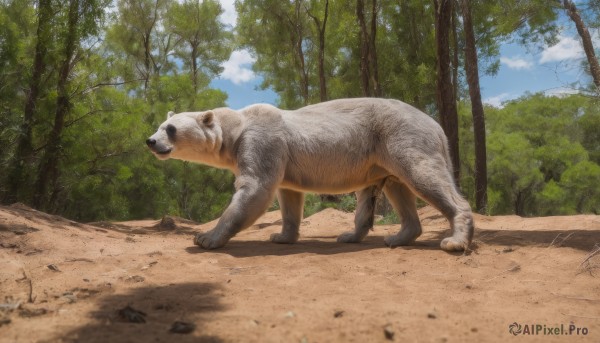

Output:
xmin=398 ymin=160 xmax=474 ymax=252
xmin=382 ymin=180 xmax=423 ymax=247
xmin=270 ymin=189 xmax=304 ymax=244
xmin=337 ymin=185 xmax=379 ymax=243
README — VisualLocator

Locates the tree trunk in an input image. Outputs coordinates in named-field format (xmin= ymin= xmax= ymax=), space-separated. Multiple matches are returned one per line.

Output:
xmin=4 ymin=0 xmax=52 ymax=204
xmin=562 ymin=0 xmax=600 ymax=91
xmin=191 ymin=43 xmax=198 ymax=94
xmin=368 ymin=0 xmax=381 ymax=97
xmin=356 ymin=0 xmax=371 ymax=96
xmin=434 ymin=0 xmax=460 ymax=186
xmin=459 ymin=0 xmax=488 ymax=213
xmin=307 ymin=0 xmax=329 ymax=102
xmin=33 ymin=0 xmax=80 ymax=209
xmin=291 ymin=0 xmax=309 ymax=105
xmin=451 ymin=6 xmax=459 ymax=102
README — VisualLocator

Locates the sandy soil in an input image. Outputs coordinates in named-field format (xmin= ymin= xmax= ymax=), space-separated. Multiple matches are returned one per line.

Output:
xmin=1 ymin=203 xmax=599 ymax=342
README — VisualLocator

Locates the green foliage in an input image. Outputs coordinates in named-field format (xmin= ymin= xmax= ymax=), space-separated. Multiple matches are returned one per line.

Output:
xmin=0 ymin=1 xmax=597 ymax=224
xmin=0 ymin=0 xmax=234 ymax=223
xmin=303 ymin=193 xmax=357 ymax=218
xmin=461 ymin=93 xmax=600 ymax=216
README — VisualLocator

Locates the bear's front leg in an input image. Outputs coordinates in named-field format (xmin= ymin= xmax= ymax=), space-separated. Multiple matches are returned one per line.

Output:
xmin=270 ymin=189 xmax=304 ymax=244
xmin=337 ymin=186 xmax=379 ymax=243
xmin=194 ymin=175 xmax=276 ymax=249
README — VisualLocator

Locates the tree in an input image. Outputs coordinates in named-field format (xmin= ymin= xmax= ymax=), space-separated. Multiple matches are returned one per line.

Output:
xmin=33 ymin=0 xmax=108 ymax=208
xmin=305 ymin=0 xmax=329 ymax=102
xmin=356 ymin=0 xmax=380 ymax=97
xmin=561 ymin=0 xmax=600 ymax=91
xmin=108 ymin=0 xmax=171 ymax=98
xmin=458 ymin=0 xmax=487 ymax=213
xmin=167 ymin=0 xmax=231 ymax=97
xmin=433 ymin=0 xmax=460 ymax=185
xmin=4 ymin=0 xmax=52 ymax=204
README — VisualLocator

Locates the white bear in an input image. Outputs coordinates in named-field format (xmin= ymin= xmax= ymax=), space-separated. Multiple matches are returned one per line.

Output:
xmin=147 ymin=98 xmax=473 ymax=251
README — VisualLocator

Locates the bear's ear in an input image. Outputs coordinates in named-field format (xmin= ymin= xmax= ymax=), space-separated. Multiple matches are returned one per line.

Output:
xmin=167 ymin=111 xmax=175 ymax=119
xmin=198 ymin=111 xmax=214 ymax=127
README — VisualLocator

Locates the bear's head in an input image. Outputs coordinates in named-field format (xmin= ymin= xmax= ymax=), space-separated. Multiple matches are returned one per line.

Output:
xmin=146 ymin=110 xmax=222 ymax=163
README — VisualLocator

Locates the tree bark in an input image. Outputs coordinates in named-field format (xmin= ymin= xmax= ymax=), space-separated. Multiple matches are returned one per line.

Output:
xmin=33 ymin=0 xmax=80 ymax=208
xmin=434 ymin=0 xmax=460 ymax=186
xmin=4 ymin=0 xmax=52 ymax=204
xmin=307 ymin=0 xmax=329 ymax=102
xmin=368 ymin=0 xmax=381 ymax=97
xmin=459 ymin=0 xmax=488 ymax=213
xmin=356 ymin=0 xmax=371 ymax=96
xmin=562 ymin=0 xmax=600 ymax=91
xmin=291 ymin=0 xmax=309 ymax=105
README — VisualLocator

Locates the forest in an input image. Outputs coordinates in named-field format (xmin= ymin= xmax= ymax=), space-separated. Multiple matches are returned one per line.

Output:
xmin=0 ymin=0 xmax=599 ymax=223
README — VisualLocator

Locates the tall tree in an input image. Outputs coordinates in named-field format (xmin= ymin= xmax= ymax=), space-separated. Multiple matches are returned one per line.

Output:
xmin=109 ymin=0 xmax=170 ymax=96
xmin=306 ymin=0 xmax=329 ymax=102
xmin=237 ymin=0 xmax=314 ymax=108
xmin=561 ymin=0 xmax=600 ymax=91
xmin=5 ymin=0 xmax=53 ymax=204
xmin=356 ymin=0 xmax=380 ymax=97
xmin=167 ymin=0 xmax=231 ymax=96
xmin=459 ymin=0 xmax=487 ymax=212
xmin=33 ymin=0 xmax=107 ymax=208
xmin=434 ymin=0 xmax=460 ymax=185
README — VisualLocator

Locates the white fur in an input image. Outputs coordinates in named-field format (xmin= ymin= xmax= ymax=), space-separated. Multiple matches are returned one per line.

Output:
xmin=148 ymin=98 xmax=474 ymax=251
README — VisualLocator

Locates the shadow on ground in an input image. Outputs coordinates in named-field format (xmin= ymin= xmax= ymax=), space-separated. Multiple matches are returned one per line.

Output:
xmin=184 ymin=227 xmax=600 ymax=257
xmin=43 ymin=282 xmax=225 ymax=343
xmin=184 ymin=235 xmax=442 ymax=258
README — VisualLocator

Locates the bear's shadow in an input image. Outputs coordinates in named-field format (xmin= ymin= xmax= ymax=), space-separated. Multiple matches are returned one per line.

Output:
xmin=184 ymin=235 xmax=443 ymax=258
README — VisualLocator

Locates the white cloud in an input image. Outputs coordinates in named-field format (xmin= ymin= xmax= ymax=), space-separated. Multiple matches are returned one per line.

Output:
xmin=500 ymin=56 xmax=533 ymax=70
xmin=544 ymin=87 xmax=580 ymax=98
xmin=221 ymin=50 xmax=256 ymax=84
xmin=540 ymin=35 xmax=584 ymax=63
xmin=219 ymin=0 xmax=237 ymax=27
xmin=483 ymin=92 xmax=511 ymax=108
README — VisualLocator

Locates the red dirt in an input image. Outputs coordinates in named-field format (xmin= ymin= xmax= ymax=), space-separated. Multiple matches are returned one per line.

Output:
xmin=1 ymin=203 xmax=599 ymax=342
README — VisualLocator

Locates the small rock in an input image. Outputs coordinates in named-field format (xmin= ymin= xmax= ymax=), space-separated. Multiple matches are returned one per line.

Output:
xmin=62 ymin=293 xmax=77 ymax=303
xmin=427 ymin=313 xmax=437 ymax=319
xmin=0 ymin=317 xmax=11 ymax=327
xmin=471 ymin=327 xmax=478 ymax=332
xmin=124 ymin=275 xmax=145 ymax=283
xmin=334 ymin=310 xmax=344 ymax=318
xmin=285 ymin=311 xmax=296 ymax=318
xmin=141 ymin=261 xmax=158 ymax=271
xmin=159 ymin=216 xmax=177 ymax=230
xmin=47 ymin=264 xmax=61 ymax=272
xmin=169 ymin=321 xmax=195 ymax=334
xmin=117 ymin=305 xmax=146 ymax=323
xmin=19 ymin=307 xmax=48 ymax=317
xmin=383 ymin=324 xmax=395 ymax=340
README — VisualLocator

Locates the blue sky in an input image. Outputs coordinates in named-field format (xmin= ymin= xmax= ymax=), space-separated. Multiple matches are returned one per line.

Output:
xmin=211 ymin=1 xmax=595 ymax=110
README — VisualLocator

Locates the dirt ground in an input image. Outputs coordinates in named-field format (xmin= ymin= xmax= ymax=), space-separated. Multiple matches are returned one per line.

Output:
xmin=1 ymin=203 xmax=599 ymax=343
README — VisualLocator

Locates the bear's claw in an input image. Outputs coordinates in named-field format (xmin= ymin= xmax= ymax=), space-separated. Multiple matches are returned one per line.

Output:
xmin=194 ymin=231 xmax=226 ymax=250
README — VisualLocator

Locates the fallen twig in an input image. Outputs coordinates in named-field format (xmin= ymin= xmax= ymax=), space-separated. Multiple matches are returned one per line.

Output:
xmin=578 ymin=244 xmax=600 ymax=269
xmin=483 ymin=264 xmax=521 ymax=282
xmin=28 ymin=279 xmax=34 ymax=303
xmin=548 ymin=232 xmax=575 ymax=248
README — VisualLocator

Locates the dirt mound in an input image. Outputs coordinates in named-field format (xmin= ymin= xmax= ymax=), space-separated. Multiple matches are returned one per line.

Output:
xmin=1 ymin=204 xmax=599 ymax=342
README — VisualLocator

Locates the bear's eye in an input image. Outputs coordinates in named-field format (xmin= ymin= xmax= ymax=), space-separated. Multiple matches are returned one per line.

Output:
xmin=166 ymin=124 xmax=176 ymax=139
